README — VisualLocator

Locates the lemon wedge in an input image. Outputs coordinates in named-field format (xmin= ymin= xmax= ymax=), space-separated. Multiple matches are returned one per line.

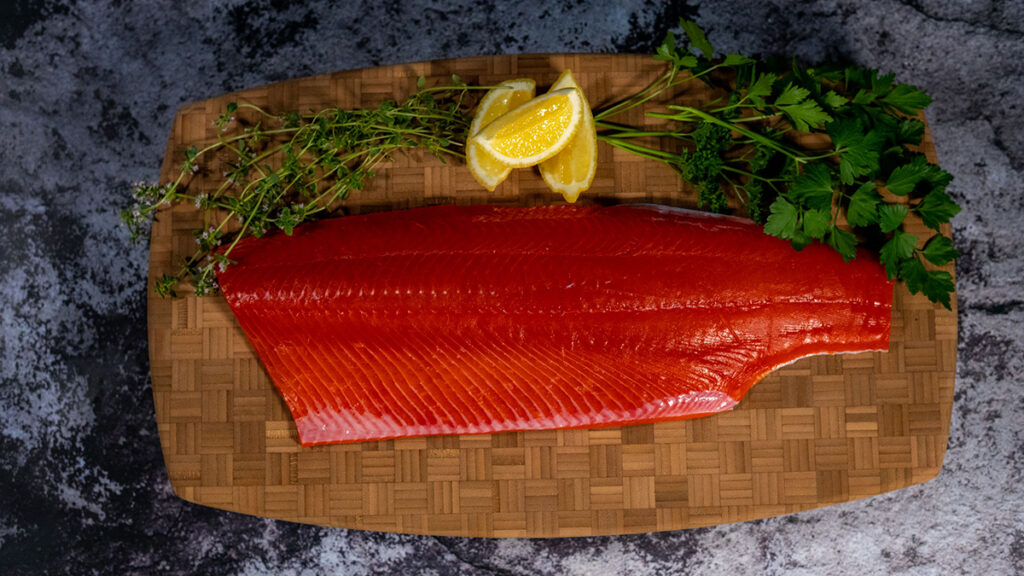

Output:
xmin=467 ymin=79 xmax=537 ymax=191
xmin=471 ymin=87 xmax=583 ymax=168
xmin=539 ymin=70 xmax=597 ymax=203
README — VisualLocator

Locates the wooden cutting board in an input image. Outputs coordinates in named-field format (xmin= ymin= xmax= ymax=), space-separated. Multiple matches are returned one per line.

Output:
xmin=148 ymin=54 xmax=957 ymax=537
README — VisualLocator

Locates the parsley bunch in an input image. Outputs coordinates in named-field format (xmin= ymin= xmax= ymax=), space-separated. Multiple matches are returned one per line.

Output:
xmin=123 ymin=77 xmax=474 ymax=296
xmin=597 ymin=20 xmax=960 ymax=309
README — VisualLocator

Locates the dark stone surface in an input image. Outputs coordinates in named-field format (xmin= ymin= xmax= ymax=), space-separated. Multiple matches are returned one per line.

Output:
xmin=1 ymin=1 xmax=1022 ymax=573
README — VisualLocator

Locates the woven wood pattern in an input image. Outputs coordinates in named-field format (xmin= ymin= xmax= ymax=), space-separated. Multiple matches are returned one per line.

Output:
xmin=148 ymin=54 xmax=957 ymax=537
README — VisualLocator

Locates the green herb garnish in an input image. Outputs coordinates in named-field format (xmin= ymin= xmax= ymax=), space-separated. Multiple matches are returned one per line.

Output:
xmin=123 ymin=76 xmax=474 ymax=296
xmin=596 ymin=20 xmax=960 ymax=309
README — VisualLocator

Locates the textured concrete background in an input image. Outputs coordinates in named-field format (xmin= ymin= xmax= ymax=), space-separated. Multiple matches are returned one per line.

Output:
xmin=1 ymin=1 xmax=1022 ymax=574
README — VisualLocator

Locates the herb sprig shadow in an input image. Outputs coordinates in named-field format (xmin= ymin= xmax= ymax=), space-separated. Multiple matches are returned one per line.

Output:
xmin=124 ymin=20 xmax=960 ymax=308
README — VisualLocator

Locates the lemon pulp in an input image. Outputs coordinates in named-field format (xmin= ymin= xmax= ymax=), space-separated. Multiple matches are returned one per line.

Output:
xmin=471 ymin=88 xmax=583 ymax=168
xmin=467 ymin=79 xmax=537 ymax=191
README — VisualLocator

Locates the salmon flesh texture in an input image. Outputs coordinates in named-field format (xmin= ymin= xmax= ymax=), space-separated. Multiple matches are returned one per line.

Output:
xmin=216 ymin=205 xmax=893 ymax=446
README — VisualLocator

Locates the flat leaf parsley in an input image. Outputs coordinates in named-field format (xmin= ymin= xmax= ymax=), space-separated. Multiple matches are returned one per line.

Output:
xmin=595 ymin=19 xmax=960 ymax=309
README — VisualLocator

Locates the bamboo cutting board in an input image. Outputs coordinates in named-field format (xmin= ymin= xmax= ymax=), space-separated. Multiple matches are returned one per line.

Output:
xmin=148 ymin=54 xmax=957 ymax=537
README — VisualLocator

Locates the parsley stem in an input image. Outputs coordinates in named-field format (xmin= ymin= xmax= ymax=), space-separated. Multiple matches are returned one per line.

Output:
xmin=721 ymin=172 xmax=748 ymax=204
xmin=596 ymin=125 xmax=684 ymax=139
xmin=594 ymin=69 xmax=676 ymax=121
xmin=599 ymin=137 xmax=679 ymax=162
xmin=730 ymin=113 xmax=782 ymax=123
xmin=595 ymin=61 xmax=727 ymax=122
xmin=720 ymin=165 xmax=787 ymax=183
xmin=660 ymin=106 xmax=809 ymax=162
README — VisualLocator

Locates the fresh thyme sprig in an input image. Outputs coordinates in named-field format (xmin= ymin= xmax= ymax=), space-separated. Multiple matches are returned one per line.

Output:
xmin=595 ymin=19 xmax=961 ymax=309
xmin=122 ymin=76 xmax=474 ymax=297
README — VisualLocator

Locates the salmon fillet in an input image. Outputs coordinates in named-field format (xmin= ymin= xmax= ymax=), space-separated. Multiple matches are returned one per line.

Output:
xmin=216 ymin=205 xmax=893 ymax=446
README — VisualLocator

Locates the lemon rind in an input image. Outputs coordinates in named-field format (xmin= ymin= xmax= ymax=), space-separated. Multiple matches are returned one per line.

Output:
xmin=467 ymin=79 xmax=537 ymax=191
xmin=539 ymin=70 xmax=598 ymax=203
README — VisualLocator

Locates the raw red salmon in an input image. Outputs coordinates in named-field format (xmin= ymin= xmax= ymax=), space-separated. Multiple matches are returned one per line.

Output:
xmin=216 ymin=205 xmax=893 ymax=446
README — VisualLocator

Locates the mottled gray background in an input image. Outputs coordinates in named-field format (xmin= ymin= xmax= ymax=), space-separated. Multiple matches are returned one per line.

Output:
xmin=1 ymin=0 xmax=1022 ymax=574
